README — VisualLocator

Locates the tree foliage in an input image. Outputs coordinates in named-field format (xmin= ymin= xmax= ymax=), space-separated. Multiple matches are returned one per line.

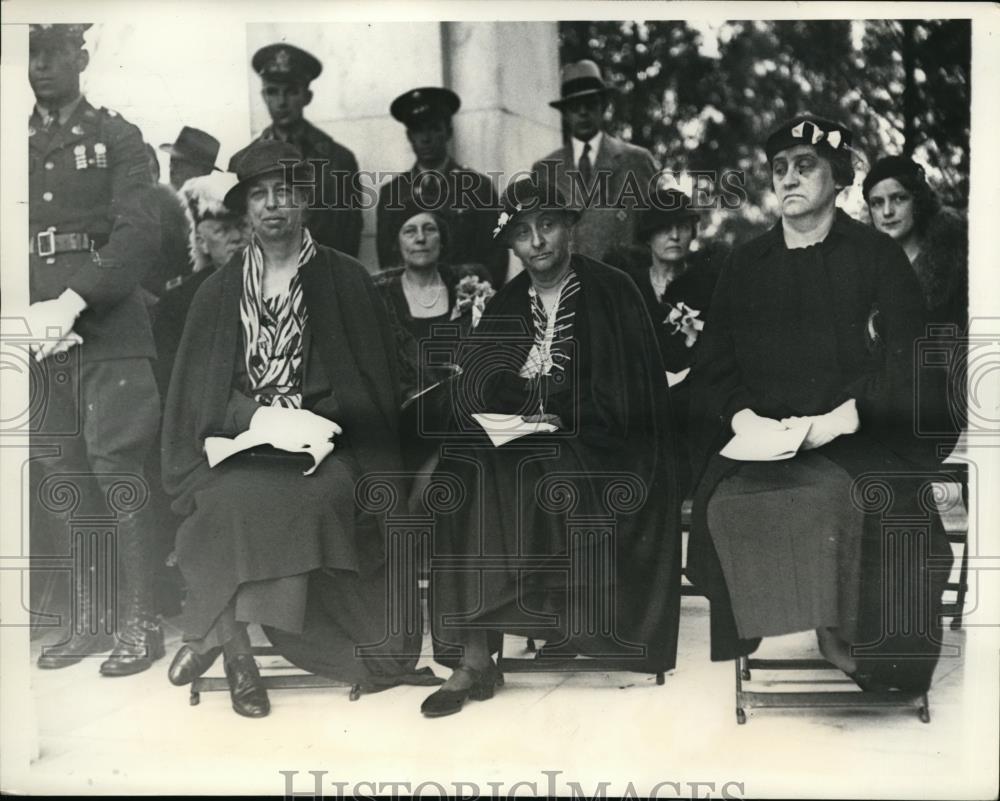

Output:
xmin=559 ymin=18 xmax=970 ymax=244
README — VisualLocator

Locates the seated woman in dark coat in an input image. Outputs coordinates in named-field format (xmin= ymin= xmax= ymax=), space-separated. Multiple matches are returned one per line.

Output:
xmin=621 ymin=183 xmax=722 ymax=494
xmin=864 ymin=155 xmax=968 ymax=452
xmin=373 ymin=207 xmax=496 ymax=480
xmin=420 ymin=179 xmax=682 ymax=718
xmin=161 ymin=141 xmax=438 ymax=718
xmin=688 ymin=116 xmax=953 ymax=694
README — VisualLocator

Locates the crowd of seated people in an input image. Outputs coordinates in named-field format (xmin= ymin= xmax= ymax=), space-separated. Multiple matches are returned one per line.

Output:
xmin=28 ymin=23 xmax=966 ymax=722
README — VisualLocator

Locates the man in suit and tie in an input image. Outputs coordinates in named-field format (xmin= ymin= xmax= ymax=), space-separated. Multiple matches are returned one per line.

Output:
xmin=533 ymin=60 xmax=660 ymax=263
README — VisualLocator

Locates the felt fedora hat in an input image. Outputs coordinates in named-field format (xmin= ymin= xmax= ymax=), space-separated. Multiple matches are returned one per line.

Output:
xmin=549 ymin=60 xmax=610 ymax=109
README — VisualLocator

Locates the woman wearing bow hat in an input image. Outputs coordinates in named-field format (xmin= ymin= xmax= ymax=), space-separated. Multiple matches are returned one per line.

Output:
xmin=687 ymin=115 xmax=952 ymax=695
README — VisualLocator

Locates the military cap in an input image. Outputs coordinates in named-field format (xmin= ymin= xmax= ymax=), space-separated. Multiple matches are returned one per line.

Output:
xmin=764 ymin=114 xmax=853 ymax=161
xmin=390 ymin=87 xmax=461 ymax=127
xmin=223 ymin=140 xmax=306 ymax=211
xmin=252 ymin=43 xmax=322 ymax=85
xmin=493 ymin=178 xmax=580 ymax=243
xmin=29 ymin=23 xmax=92 ymax=50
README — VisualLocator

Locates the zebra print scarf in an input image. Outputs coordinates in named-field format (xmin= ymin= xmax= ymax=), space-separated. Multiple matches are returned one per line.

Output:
xmin=239 ymin=229 xmax=317 ymax=408
xmin=519 ymin=268 xmax=581 ymax=379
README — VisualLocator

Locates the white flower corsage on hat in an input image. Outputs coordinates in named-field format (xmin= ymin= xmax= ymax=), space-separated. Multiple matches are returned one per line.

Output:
xmin=492 ymin=203 xmax=523 ymax=239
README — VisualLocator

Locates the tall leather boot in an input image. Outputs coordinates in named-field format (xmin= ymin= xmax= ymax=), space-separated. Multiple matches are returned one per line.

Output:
xmin=99 ymin=514 xmax=165 ymax=676
xmin=37 ymin=559 xmax=115 ymax=669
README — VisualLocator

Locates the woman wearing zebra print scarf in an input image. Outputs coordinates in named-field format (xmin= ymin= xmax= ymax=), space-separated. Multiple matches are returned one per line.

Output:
xmin=162 ymin=141 xmax=441 ymax=718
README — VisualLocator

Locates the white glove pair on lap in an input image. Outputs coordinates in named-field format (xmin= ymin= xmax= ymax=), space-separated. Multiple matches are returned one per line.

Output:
xmin=731 ymin=399 xmax=859 ymax=451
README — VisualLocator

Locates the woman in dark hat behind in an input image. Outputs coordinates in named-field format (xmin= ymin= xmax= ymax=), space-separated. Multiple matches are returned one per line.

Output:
xmin=864 ymin=155 xmax=967 ymax=451
xmin=612 ymin=184 xmax=723 ymax=494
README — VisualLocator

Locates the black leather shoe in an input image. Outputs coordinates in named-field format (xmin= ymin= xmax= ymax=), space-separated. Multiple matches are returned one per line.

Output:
xmin=167 ymin=644 xmax=222 ymax=686
xmin=37 ymin=631 xmax=114 ymax=670
xmin=420 ymin=662 xmax=502 ymax=718
xmin=100 ymin=621 xmax=165 ymax=677
xmin=224 ymin=654 xmax=270 ymax=718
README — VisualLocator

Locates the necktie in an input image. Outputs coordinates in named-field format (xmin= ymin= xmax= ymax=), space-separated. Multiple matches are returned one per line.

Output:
xmin=579 ymin=142 xmax=593 ymax=186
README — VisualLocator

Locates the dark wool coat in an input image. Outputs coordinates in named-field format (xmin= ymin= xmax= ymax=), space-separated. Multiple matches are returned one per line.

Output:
xmin=687 ymin=211 xmax=952 ymax=692
xmin=430 ymin=254 xmax=683 ymax=673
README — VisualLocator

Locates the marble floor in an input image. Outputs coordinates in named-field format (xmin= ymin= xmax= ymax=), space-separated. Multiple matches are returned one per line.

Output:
xmin=14 ymin=585 xmax=994 ymax=799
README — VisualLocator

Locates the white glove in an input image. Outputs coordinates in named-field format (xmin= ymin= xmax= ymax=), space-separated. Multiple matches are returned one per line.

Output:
xmin=250 ymin=405 xmax=342 ymax=453
xmin=26 ymin=290 xmax=87 ymax=361
xmin=731 ymin=408 xmax=788 ymax=436
xmin=782 ymin=399 xmax=859 ymax=451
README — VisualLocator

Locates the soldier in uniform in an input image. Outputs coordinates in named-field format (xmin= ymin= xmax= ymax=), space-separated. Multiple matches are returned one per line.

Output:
xmin=27 ymin=23 xmax=164 ymax=676
xmin=242 ymin=43 xmax=362 ymax=256
xmin=377 ymin=87 xmax=507 ymax=287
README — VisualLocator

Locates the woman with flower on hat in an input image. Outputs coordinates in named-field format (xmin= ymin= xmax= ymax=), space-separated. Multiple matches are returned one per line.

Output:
xmin=419 ymin=178 xmax=681 ymax=718
xmin=687 ymin=115 xmax=952 ymax=696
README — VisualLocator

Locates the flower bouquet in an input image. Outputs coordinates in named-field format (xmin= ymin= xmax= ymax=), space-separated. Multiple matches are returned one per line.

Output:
xmin=664 ymin=301 xmax=704 ymax=348
xmin=450 ymin=274 xmax=496 ymax=329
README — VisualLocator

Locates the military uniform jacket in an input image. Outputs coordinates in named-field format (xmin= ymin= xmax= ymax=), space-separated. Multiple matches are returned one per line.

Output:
xmin=258 ymin=120 xmax=362 ymax=257
xmin=532 ymin=134 xmax=659 ymax=264
xmin=29 ymin=97 xmax=158 ymax=362
xmin=376 ymin=158 xmax=507 ymax=287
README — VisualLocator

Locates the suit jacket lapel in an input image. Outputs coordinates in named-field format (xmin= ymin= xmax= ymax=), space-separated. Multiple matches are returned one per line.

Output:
xmin=594 ymin=134 xmax=621 ymax=175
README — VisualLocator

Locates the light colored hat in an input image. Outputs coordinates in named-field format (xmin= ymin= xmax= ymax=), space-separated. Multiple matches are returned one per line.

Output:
xmin=549 ymin=60 xmax=610 ymax=109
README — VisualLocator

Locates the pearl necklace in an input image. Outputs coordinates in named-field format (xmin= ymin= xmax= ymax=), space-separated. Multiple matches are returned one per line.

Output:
xmin=403 ymin=271 xmax=445 ymax=309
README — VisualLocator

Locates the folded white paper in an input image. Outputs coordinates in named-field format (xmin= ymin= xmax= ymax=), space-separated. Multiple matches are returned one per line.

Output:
xmin=204 ymin=430 xmax=335 ymax=476
xmin=471 ymin=413 xmax=558 ymax=447
xmin=665 ymin=367 xmax=690 ymax=388
xmin=719 ymin=422 xmax=810 ymax=461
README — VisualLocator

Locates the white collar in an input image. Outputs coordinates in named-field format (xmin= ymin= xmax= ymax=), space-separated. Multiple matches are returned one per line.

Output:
xmin=571 ymin=131 xmax=603 ymax=167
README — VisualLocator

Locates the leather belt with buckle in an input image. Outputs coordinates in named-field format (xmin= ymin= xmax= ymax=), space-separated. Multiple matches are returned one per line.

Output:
xmin=30 ymin=229 xmax=94 ymax=257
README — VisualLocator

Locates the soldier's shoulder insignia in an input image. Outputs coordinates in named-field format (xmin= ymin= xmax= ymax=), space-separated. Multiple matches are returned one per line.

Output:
xmin=84 ymin=108 xmax=97 ymax=119
xmin=103 ymin=107 xmax=119 ymax=118
xmin=165 ymin=275 xmax=185 ymax=292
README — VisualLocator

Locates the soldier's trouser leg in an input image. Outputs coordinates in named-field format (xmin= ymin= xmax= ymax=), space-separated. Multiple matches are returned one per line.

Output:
xmin=33 ymin=353 xmax=117 ymax=668
xmin=67 ymin=359 xmax=165 ymax=677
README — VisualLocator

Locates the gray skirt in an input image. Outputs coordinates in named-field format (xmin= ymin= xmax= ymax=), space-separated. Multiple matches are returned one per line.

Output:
xmin=706 ymin=451 xmax=864 ymax=641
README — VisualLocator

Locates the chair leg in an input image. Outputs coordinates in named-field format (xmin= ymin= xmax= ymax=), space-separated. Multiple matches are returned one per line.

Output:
xmin=735 ymin=657 xmax=747 ymax=724
xmin=951 ymin=539 xmax=969 ymax=631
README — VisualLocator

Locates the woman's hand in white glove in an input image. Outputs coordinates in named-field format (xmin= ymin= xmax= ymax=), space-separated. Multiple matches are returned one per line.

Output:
xmin=731 ymin=408 xmax=789 ymax=436
xmin=250 ymin=405 xmax=342 ymax=452
xmin=782 ymin=399 xmax=859 ymax=451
